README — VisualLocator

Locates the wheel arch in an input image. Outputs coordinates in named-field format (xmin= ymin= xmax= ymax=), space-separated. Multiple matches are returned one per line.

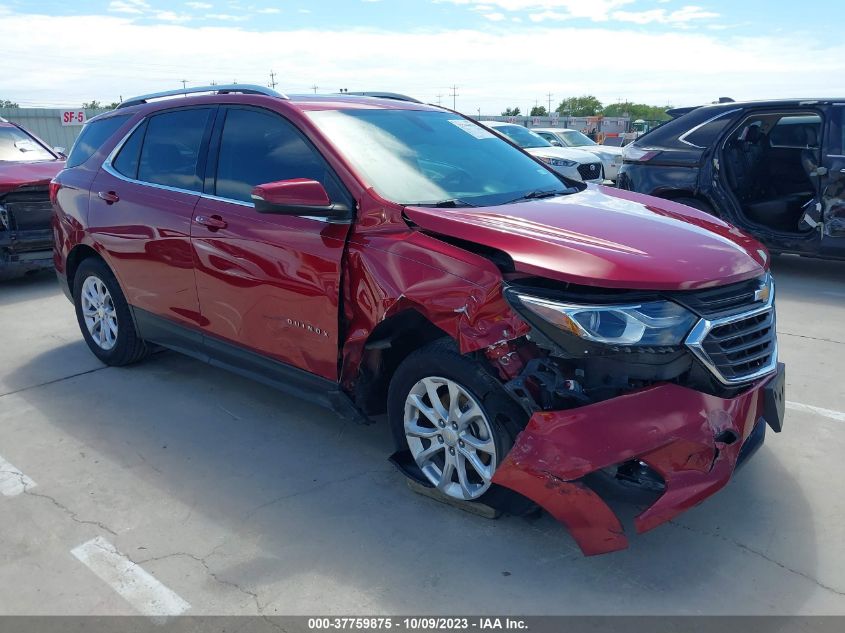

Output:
xmin=65 ymin=244 xmax=105 ymax=293
xmin=351 ymin=308 xmax=448 ymax=415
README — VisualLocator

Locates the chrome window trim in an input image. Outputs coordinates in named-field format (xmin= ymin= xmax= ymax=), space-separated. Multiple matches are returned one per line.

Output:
xmin=677 ymin=108 xmax=742 ymax=148
xmin=684 ymin=276 xmax=778 ymax=385
xmin=102 ymin=115 xmax=351 ymax=224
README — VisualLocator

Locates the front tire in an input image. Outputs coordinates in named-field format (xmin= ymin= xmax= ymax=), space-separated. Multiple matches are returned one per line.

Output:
xmin=388 ymin=339 xmax=530 ymax=511
xmin=73 ymin=257 xmax=149 ymax=366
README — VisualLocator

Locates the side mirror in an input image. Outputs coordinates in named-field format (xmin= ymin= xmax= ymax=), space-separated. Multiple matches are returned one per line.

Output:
xmin=550 ymin=140 xmax=563 ymax=147
xmin=251 ymin=179 xmax=350 ymax=219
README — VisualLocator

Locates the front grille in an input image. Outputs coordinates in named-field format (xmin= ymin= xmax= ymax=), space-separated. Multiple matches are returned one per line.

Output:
xmin=578 ymin=162 xmax=602 ymax=180
xmin=672 ymin=276 xmax=765 ymax=318
xmin=685 ymin=275 xmax=777 ymax=385
xmin=1 ymin=187 xmax=53 ymax=232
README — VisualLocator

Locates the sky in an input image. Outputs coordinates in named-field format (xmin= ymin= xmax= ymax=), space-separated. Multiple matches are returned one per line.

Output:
xmin=0 ymin=0 xmax=841 ymax=114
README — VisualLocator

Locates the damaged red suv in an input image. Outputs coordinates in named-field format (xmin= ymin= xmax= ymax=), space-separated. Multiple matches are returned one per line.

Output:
xmin=52 ymin=86 xmax=785 ymax=555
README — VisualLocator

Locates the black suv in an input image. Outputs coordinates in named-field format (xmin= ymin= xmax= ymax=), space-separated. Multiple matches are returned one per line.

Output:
xmin=617 ymin=99 xmax=845 ymax=260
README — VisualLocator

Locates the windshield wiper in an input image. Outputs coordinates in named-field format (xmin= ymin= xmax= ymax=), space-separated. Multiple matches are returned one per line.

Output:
xmin=506 ymin=189 xmax=572 ymax=204
xmin=413 ymin=198 xmax=477 ymax=208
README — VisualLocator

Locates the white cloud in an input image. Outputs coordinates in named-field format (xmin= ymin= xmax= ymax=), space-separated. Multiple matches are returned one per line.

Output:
xmin=156 ymin=10 xmax=193 ymax=22
xmin=483 ymin=12 xmax=506 ymax=21
xmin=185 ymin=2 xmax=213 ymax=8
xmin=1 ymin=12 xmax=842 ymax=115
xmin=205 ymin=12 xmax=249 ymax=20
xmin=440 ymin=0 xmax=635 ymax=21
xmin=108 ymin=0 xmax=150 ymax=14
xmin=613 ymin=5 xmax=719 ymax=25
xmin=257 ymin=7 xmax=281 ymax=13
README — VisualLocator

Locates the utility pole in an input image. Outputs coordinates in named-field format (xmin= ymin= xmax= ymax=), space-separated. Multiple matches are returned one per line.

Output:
xmin=311 ymin=84 xmax=319 ymax=94
xmin=547 ymin=92 xmax=553 ymax=114
xmin=180 ymin=79 xmax=188 ymax=90
xmin=477 ymin=107 xmax=481 ymax=118
xmin=269 ymin=70 xmax=277 ymax=89
xmin=436 ymin=93 xmax=443 ymax=106
xmin=449 ymin=84 xmax=458 ymax=111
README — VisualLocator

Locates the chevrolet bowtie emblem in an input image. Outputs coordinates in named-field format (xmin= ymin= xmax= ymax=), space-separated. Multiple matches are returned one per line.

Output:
xmin=754 ymin=284 xmax=771 ymax=303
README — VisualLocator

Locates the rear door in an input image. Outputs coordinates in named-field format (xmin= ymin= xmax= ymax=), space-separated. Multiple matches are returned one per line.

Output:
xmin=89 ymin=106 xmax=215 ymax=328
xmin=821 ymin=103 xmax=845 ymax=257
xmin=191 ymin=105 xmax=353 ymax=381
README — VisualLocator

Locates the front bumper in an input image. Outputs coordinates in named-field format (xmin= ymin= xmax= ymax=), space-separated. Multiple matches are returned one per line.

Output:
xmin=492 ymin=364 xmax=785 ymax=555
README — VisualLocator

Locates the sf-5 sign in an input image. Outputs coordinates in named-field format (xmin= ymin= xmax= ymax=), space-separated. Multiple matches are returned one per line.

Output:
xmin=61 ymin=111 xmax=86 ymax=126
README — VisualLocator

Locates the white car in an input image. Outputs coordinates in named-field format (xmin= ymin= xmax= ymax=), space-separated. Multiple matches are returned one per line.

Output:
xmin=484 ymin=121 xmax=604 ymax=183
xmin=532 ymin=127 xmax=624 ymax=181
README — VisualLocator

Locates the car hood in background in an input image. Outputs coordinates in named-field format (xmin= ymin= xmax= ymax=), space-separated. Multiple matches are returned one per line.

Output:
xmin=404 ymin=186 xmax=767 ymax=291
xmin=523 ymin=146 xmax=600 ymax=164
xmin=0 ymin=160 xmax=65 ymax=196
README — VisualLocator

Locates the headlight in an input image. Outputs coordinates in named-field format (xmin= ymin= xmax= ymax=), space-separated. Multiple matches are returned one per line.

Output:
xmin=537 ymin=156 xmax=577 ymax=167
xmin=514 ymin=295 xmax=697 ymax=346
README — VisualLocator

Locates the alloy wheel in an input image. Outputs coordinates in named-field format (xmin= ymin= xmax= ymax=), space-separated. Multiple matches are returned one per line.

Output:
xmin=80 ymin=275 xmax=118 ymax=351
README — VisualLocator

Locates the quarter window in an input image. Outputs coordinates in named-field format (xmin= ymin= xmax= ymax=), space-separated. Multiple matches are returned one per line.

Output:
xmin=215 ymin=108 xmax=343 ymax=204
xmin=112 ymin=121 xmax=147 ymax=179
xmin=137 ymin=108 xmax=212 ymax=192
xmin=65 ymin=114 xmax=131 ymax=168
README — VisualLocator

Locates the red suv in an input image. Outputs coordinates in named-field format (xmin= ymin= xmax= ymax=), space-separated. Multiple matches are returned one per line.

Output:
xmin=52 ymin=85 xmax=785 ymax=555
xmin=1 ymin=116 xmax=65 ymax=280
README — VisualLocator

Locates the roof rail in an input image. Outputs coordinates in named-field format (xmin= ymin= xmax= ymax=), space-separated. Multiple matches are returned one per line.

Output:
xmin=0 ymin=116 xmax=7 ymax=123
xmin=338 ymin=91 xmax=422 ymax=104
xmin=117 ymin=84 xmax=288 ymax=109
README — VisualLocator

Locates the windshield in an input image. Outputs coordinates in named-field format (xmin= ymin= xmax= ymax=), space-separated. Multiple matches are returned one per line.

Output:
xmin=306 ymin=109 xmax=566 ymax=206
xmin=557 ymin=130 xmax=596 ymax=147
xmin=491 ymin=124 xmax=551 ymax=149
xmin=0 ymin=127 xmax=55 ymax=162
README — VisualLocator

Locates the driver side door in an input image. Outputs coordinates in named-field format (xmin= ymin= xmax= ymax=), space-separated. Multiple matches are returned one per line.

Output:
xmin=191 ymin=105 xmax=354 ymax=381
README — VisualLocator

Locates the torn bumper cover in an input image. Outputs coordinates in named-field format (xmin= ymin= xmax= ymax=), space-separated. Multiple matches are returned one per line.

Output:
xmin=492 ymin=364 xmax=785 ymax=556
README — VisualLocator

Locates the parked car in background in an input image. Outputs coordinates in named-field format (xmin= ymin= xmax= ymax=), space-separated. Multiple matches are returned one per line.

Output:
xmin=617 ymin=99 xmax=845 ymax=260
xmin=484 ymin=121 xmax=604 ymax=183
xmin=53 ymin=85 xmax=784 ymax=556
xmin=532 ymin=127 xmax=624 ymax=181
xmin=0 ymin=117 xmax=66 ymax=280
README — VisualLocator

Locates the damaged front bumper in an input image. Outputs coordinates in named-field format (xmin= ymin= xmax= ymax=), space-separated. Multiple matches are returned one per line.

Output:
xmin=491 ymin=363 xmax=785 ymax=556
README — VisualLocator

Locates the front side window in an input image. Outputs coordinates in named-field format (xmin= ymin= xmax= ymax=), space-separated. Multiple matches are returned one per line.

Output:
xmin=558 ymin=130 xmax=596 ymax=147
xmin=65 ymin=115 xmax=130 ymax=168
xmin=306 ymin=110 xmax=565 ymax=206
xmin=492 ymin=124 xmax=551 ymax=149
xmin=137 ymin=108 xmax=212 ymax=192
xmin=215 ymin=108 xmax=343 ymax=204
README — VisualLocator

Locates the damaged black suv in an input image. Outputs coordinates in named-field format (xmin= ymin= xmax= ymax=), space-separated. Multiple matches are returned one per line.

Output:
xmin=617 ymin=99 xmax=845 ymax=260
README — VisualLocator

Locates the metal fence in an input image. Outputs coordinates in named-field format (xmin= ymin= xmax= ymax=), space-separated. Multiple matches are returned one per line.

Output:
xmin=0 ymin=107 xmax=112 ymax=151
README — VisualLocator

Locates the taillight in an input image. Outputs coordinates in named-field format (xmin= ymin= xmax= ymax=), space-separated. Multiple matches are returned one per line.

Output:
xmin=622 ymin=145 xmax=659 ymax=162
xmin=49 ymin=179 xmax=61 ymax=205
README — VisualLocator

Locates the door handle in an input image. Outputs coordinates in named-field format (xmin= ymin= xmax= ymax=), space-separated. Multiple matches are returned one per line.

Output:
xmin=195 ymin=214 xmax=227 ymax=230
xmin=97 ymin=191 xmax=119 ymax=204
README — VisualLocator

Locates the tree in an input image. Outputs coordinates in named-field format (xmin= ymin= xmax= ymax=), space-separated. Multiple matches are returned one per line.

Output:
xmin=501 ymin=106 xmax=521 ymax=116
xmin=530 ymin=105 xmax=547 ymax=116
xmin=0 ymin=99 xmax=19 ymax=108
xmin=603 ymin=101 xmax=671 ymax=121
xmin=106 ymin=102 xmax=121 ymax=110
xmin=556 ymin=95 xmax=603 ymax=117
xmin=81 ymin=100 xmax=102 ymax=109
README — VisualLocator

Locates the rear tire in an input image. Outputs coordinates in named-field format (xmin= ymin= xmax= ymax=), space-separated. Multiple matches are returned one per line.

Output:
xmin=73 ymin=257 xmax=149 ymax=366
xmin=388 ymin=338 xmax=533 ymax=513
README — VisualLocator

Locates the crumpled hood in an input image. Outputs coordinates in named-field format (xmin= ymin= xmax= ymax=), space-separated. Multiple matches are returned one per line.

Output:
xmin=404 ymin=185 xmax=768 ymax=290
xmin=0 ymin=160 xmax=64 ymax=196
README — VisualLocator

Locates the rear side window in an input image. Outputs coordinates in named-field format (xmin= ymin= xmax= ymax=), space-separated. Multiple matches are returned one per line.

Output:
xmin=215 ymin=107 xmax=344 ymax=203
xmin=680 ymin=114 xmax=735 ymax=148
xmin=66 ymin=114 xmax=131 ymax=168
xmin=112 ymin=120 xmax=147 ymax=179
xmin=769 ymin=114 xmax=822 ymax=148
xmin=137 ymin=108 xmax=212 ymax=192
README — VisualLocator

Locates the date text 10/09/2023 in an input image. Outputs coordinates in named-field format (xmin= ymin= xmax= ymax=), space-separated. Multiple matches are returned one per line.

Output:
xmin=307 ymin=617 xmax=529 ymax=630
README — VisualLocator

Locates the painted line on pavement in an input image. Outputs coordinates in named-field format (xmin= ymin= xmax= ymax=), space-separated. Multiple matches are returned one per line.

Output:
xmin=71 ymin=537 xmax=191 ymax=617
xmin=0 ymin=454 xmax=36 ymax=496
xmin=787 ymin=401 xmax=845 ymax=423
